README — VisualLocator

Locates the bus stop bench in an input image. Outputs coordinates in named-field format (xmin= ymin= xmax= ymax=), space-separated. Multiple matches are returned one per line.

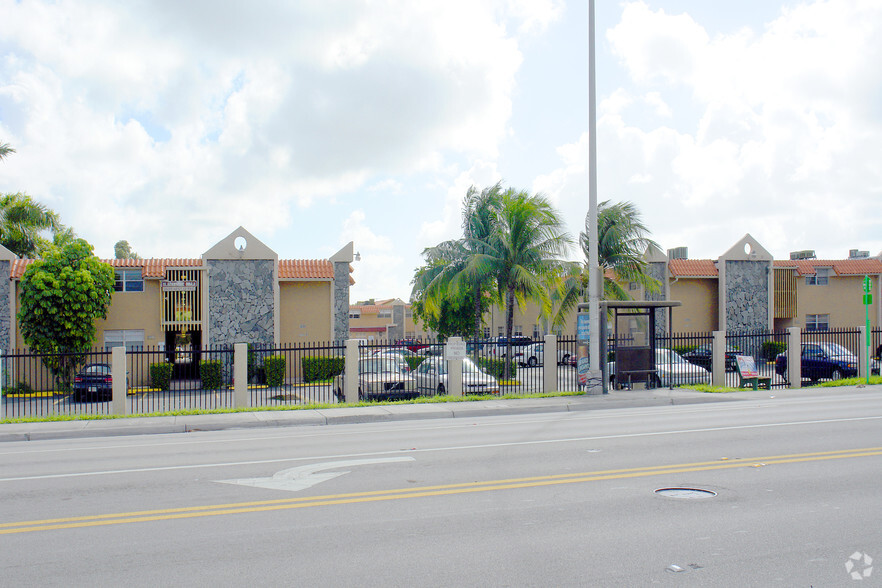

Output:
xmin=734 ymin=355 xmax=771 ymax=390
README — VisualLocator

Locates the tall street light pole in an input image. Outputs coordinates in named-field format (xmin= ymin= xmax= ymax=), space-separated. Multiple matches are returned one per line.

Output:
xmin=587 ymin=0 xmax=601 ymax=386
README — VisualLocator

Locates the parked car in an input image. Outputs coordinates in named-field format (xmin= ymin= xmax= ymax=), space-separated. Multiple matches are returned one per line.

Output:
xmin=413 ymin=357 xmax=499 ymax=396
xmin=682 ymin=345 xmax=740 ymax=372
xmin=397 ymin=339 xmax=429 ymax=352
xmin=774 ymin=342 xmax=858 ymax=382
xmin=607 ymin=348 xmax=710 ymax=389
xmin=485 ymin=336 xmax=531 ymax=361
xmin=371 ymin=351 xmax=414 ymax=373
xmin=333 ymin=357 xmax=418 ymax=402
xmin=72 ymin=363 xmax=114 ymax=402
xmin=419 ymin=344 xmax=445 ymax=357
xmin=520 ymin=342 xmax=572 ymax=367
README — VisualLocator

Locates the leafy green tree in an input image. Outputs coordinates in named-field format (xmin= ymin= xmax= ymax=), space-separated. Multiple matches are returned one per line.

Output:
xmin=410 ymin=275 xmax=490 ymax=339
xmin=475 ymin=188 xmax=571 ymax=376
xmin=411 ymin=183 xmax=502 ymax=342
xmin=552 ymin=200 xmax=660 ymax=326
xmin=18 ymin=239 xmax=115 ymax=391
xmin=114 ymin=240 xmax=141 ymax=259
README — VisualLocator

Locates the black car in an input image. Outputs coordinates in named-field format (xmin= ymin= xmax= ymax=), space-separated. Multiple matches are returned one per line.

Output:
xmin=72 ymin=363 xmax=114 ymax=402
xmin=682 ymin=345 xmax=739 ymax=372
xmin=774 ymin=342 xmax=857 ymax=383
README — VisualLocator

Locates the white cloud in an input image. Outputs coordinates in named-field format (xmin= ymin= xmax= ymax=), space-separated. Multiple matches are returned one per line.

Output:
xmin=537 ymin=0 xmax=882 ymax=261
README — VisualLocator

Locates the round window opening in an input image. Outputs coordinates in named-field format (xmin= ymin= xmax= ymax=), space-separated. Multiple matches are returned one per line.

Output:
xmin=235 ymin=236 xmax=247 ymax=251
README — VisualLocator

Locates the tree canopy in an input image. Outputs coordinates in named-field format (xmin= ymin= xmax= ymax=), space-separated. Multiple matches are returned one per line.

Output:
xmin=114 ymin=240 xmax=141 ymax=259
xmin=18 ymin=239 xmax=115 ymax=389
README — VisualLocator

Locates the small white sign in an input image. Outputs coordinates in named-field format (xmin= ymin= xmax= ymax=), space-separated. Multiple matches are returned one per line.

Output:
xmin=446 ymin=340 xmax=466 ymax=359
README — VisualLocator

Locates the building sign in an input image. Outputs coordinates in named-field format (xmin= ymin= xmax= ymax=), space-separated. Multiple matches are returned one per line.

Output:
xmin=162 ymin=280 xmax=198 ymax=292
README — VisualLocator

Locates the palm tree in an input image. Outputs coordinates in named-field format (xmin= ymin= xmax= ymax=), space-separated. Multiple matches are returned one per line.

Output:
xmin=0 ymin=192 xmax=63 ymax=258
xmin=0 ymin=142 xmax=14 ymax=161
xmin=470 ymin=188 xmax=571 ymax=376
xmin=553 ymin=200 xmax=660 ymax=327
xmin=411 ymin=183 xmax=503 ymax=342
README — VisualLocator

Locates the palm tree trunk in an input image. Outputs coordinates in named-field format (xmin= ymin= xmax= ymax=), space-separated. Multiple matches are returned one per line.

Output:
xmin=504 ymin=285 xmax=515 ymax=379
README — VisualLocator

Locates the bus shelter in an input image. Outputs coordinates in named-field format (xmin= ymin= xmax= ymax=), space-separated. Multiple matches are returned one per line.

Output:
xmin=598 ymin=300 xmax=681 ymax=392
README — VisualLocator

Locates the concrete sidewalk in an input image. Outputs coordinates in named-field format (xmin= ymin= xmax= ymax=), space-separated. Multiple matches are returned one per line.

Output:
xmin=1 ymin=384 xmax=877 ymax=443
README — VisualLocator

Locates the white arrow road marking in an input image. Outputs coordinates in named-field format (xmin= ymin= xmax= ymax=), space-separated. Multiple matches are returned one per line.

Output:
xmin=215 ymin=457 xmax=415 ymax=492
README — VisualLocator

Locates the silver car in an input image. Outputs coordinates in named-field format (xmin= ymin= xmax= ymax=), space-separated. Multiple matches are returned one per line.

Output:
xmin=413 ymin=357 xmax=499 ymax=396
xmin=333 ymin=357 xmax=417 ymax=402
xmin=607 ymin=348 xmax=710 ymax=388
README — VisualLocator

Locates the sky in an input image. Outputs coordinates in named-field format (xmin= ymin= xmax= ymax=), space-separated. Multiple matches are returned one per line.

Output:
xmin=1 ymin=0 xmax=880 ymax=303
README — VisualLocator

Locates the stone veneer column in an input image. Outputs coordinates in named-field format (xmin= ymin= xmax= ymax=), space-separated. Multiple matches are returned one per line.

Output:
xmin=724 ymin=260 xmax=771 ymax=333
xmin=0 ymin=259 xmax=11 ymax=351
xmin=646 ymin=261 xmax=668 ymax=338
xmin=333 ymin=261 xmax=350 ymax=342
xmin=207 ymin=259 xmax=275 ymax=347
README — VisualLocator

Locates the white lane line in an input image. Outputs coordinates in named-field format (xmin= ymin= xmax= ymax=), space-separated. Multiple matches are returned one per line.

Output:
xmin=3 ymin=392 xmax=881 ymax=457
xmin=1 ymin=414 xmax=880 ymax=483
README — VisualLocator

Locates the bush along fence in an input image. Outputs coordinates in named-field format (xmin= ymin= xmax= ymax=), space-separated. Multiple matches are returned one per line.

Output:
xmin=1 ymin=327 xmax=880 ymax=420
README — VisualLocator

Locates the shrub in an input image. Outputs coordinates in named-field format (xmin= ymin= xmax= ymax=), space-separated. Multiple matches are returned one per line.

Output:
xmin=478 ymin=357 xmax=517 ymax=380
xmin=265 ymin=355 xmax=286 ymax=387
xmin=672 ymin=345 xmax=698 ymax=356
xmin=761 ymin=341 xmax=787 ymax=362
xmin=149 ymin=362 xmax=173 ymax=391
xmin=199 ymin=360 xmax=224 ymax=390
xmin=301 ymin=356 xmax=344 ymax=383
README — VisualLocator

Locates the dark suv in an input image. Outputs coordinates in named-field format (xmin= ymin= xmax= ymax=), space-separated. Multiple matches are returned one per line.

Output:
xmin=774 ymin=342 xmax=857 ymax=383
xmin=682 ymin=345 xmax=739 ymax=372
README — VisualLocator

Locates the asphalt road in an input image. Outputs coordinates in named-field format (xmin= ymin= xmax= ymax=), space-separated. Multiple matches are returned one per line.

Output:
xmin=1 ymin=388 xmax=880 ymax=586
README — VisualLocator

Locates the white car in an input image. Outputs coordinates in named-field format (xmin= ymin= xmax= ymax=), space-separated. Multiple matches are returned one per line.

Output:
xmin=413 ymin=357 xmax=499 ymax=396
xmin=333 ymin=357 xmax=417 ymax=402
xmin=520 ymin=342 xmax=572 ymax=367
xmin=607 ymin=348 xmax=710 ymax=389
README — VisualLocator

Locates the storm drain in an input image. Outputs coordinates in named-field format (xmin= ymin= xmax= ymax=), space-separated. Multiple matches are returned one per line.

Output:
xmin=654 ymin=487 xmax=717 ymax=499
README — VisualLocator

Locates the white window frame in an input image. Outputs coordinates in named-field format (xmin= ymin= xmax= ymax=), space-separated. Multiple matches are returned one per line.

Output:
xmin=377 ymin=309 xmax=392 ymax=319
xmin=104 ymin=329 xmax=145 ymax=351
xmin=114 ymin=269 xmax=144 ymax=292
xmin=349 ymin=309 xmax=361 ymax=319
xmin=806 ymin=268 xmax=830 ymax=286
xmin=805 ymin=314 xmax=829 ymax=331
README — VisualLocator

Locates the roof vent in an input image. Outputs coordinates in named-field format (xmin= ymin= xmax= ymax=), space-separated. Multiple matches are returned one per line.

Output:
xmin=789 ymin=250 xmax=816 ymax=260
xmin=849 ymin=249 xmax=869 ymax=259
xmin=668 ymin=247 xmax=688 ymax=260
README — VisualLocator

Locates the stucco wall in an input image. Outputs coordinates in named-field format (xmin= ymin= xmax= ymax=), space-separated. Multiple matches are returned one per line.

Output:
xmin=796 ymin=274 xmax=879 ymax=329
xmin=207 ymin=259 xmax=275 ymax=347
xmin=96 ymin=280 xmax=164 ymax=348
xmin=279 ymin=281 xmax=332 ymax=342
xmin=669 ymin=278 xmax=718 ymax=333
xmin=725 ymin=260 xmax=770 ymax=332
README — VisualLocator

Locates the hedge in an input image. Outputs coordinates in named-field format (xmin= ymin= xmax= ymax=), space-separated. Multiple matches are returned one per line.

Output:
xmin=301 ymin=356 xmax=344 ymax=383
xmin=265 ymin=355 xmax=286 ymax=387
xmin=761 ymin=341 xmax=787 ymax=361
xmin=149 ymin=362 xmax=173 ymax=391
xmin=478 ymin=357 xmax=517 ymax=380
xmin=199 ymin=360 xmax=223 ymax=390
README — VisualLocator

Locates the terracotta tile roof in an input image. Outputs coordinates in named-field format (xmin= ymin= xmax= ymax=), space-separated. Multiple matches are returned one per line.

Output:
xmin=774 ymin=258 xmax=882 ymax=276
xmin=669 ymin=259 xmax=718 ymax=277
xmin=11 ymin=257 xmax=349 ymax=282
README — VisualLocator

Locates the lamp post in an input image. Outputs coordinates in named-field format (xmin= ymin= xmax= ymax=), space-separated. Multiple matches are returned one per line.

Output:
xmin=587 ymin=0 xmax=602 ymax=387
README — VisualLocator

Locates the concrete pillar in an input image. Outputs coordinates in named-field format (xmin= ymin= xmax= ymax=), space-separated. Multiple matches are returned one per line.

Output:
xmin=233 ymin=343 xmax=248 ymax=408
xmin=787 ymin=327 xmax=801 ymax=388
xmin=712 ymin=331 xmax=726 ymax=387
xmin=111 ymin=346 xmax=128 ymax=416
xmin=544 ymin=334 xmax=558 ymax=394
xmin=446 ymin=336 xmax=463 ymax=397
xmin=858 ymin=326 xmax=869 ymax=380
xmin=1 ymin=350 xmax=5 ymax=421
xmin=344 ymin=339 xmax=360 ymax=403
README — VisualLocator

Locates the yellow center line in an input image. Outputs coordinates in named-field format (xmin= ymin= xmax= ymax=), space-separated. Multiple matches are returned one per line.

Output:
xmin=3 ymin=447 xmax=880 ymax=535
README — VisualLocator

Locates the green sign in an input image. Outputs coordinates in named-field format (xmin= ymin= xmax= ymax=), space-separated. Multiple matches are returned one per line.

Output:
xmin=864 ymin=294 xmax=873 ymax=305
xmin=864 ymin=275 xmax=872 ymax=293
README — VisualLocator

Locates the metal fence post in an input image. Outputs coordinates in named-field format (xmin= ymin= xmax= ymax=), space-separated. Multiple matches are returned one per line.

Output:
xmin=858 ymin=325 xmax=868 ymax=381
xmin=544 ymin=334 xmax=557 ymax=394
xmin=712 ymin=331 xmax=726 ymax=387
xmin=233 ymin=343 xmax=248 ymax=408
xmin=787 ymin=327 xmax=801 ymax=388
xmin=344 ymin=339 xmax=359 ymax=403
xmin=111 ymin=346 xmax=128 ymax=416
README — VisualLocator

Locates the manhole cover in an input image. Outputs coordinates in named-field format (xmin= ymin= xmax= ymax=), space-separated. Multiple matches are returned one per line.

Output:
xmin=655 ymin=487 xmax=717 ymax=499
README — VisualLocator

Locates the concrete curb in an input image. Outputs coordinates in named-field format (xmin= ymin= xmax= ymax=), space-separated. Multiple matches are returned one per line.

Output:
xmin=2 ymin=385 xmax=879 ymax=442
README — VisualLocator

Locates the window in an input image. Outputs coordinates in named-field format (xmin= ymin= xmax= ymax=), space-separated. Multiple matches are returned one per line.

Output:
xmin=104 ymin=329 xmax=145 ymax=351
xmin=514 ymin=325 xmax=523 ymax=336
xmin=497 ymin=326 xmax=504 ymax=336
xmin=405 ymin=309 xmax=412 ymax=318
xmin=114 ymin=269 xmax=143 ymax=292
xmin=805 ymin=314 xmax=829 ymax=331
xmin=629 ymin=282 xmax=639 ymax=291
xmin=349 ymin=309 xmax=361 ymax=319
xmin=806 ymin=268 xmax=830 ymax=286
xmin=483 ymin=327 xmax=491 ymax=338
xmin=378 ymin=309 xmax=392 ymax=318
xmin=532 ymin=324 xmax=541 ymax=339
